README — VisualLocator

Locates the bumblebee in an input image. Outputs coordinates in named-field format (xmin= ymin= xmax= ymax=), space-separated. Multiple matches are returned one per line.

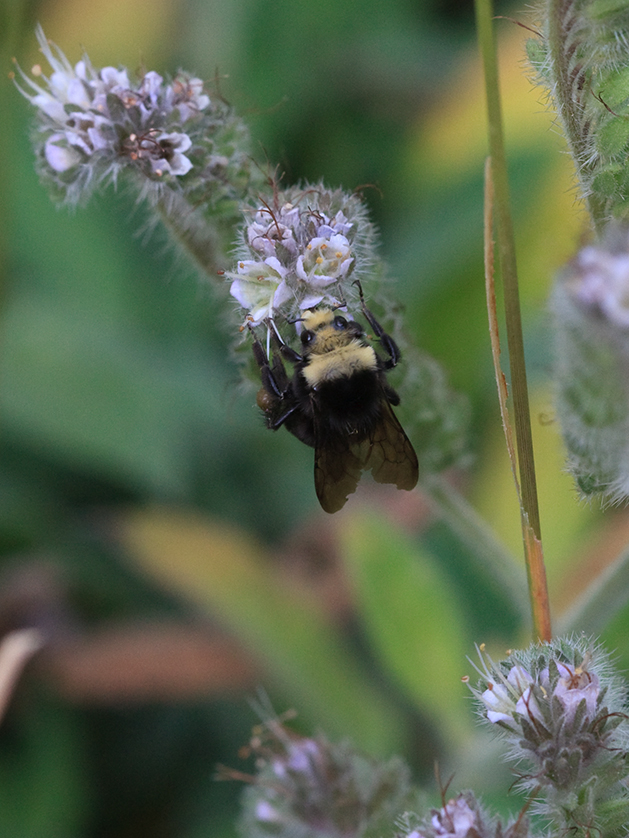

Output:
xmin=250 ymin=283 xmax=418 ymax=513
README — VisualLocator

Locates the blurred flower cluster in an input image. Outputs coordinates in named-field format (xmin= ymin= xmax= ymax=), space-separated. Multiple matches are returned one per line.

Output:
xmin=237 ymin=717 xmax=418 ymax=838
xmin=13 ymin=25 xmax=259 ymax=272
xmin=552 ymin=228 xmax=629 ymax=501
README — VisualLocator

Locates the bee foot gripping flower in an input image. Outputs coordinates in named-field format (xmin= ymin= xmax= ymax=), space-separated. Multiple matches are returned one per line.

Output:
xmin=467 ymin=637 xmax=629 ymax=835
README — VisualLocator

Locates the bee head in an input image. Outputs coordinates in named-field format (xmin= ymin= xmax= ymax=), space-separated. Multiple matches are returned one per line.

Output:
xmin=300 ymin=309 xmax=363 ymax=354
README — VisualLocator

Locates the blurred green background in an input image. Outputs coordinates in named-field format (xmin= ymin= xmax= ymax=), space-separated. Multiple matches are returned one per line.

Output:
xmin=2 ymin=0 xmax=629 ymax=836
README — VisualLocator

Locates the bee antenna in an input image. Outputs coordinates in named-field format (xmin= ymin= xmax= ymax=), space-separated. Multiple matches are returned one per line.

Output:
xmin=286 ymin=316 xmax=305 ymax=324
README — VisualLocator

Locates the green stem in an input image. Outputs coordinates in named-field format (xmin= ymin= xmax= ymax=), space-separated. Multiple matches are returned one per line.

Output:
xmin=421 ymin=474 xmax=530 ymax=625
xmin=475 ymin=0 xmax=551 ymax=640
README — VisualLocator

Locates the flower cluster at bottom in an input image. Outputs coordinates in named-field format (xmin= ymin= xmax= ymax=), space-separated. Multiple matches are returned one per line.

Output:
xmin=396 ymin=792 xmax=529 ymax=838
xmin=468 ymin=636 xmax=629 ymax=837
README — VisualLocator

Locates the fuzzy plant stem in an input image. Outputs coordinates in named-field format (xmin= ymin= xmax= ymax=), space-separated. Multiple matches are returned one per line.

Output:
xmin=155 ymin=192 xmax=224 ymax=279
xmin=475 ymin=0 xmax=551 ymax=641
xmin=421 ymin=474 xmax=530 ymax=624
xmin=546 ymin=0 xmax=607 ymax=231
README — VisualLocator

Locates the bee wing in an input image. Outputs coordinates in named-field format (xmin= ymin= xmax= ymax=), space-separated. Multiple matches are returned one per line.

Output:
xmin=363 ymin=400 xmax=419 ymax=491
xmin=314 ymin=436 xmax=364 ymax=514
xmin=314 ymin=400 xmax=418 ymax=514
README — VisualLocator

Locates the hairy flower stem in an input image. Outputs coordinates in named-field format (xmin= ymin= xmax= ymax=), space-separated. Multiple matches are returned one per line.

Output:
xmin=546 ymin=0 xmax=606 ymax=231
xmin=475 ymin=0 xmax=551 ymax=640
xmin=155 ymin=192 xmax=224 ymax=278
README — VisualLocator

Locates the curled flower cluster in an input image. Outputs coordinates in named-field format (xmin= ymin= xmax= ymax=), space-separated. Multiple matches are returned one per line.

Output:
xmin=237 ymin=718 xmax=415 ymax=838
xmin=14 ymin=25 xmax=256 ymax=216
xmin=468 ymin=637 xmax=629 ymax=835
xmin=227 ymin=185 xmax=378 ymax=329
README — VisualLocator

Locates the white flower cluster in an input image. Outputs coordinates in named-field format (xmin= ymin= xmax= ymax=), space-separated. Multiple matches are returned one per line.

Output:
xmin=481 ymin=659 xmax=599 ymax=728
xmin=227 ymin=187 xmax=375 ymax=328
xmin=14 ymin=25 xmax=209 ymax=185
xmin=469 ymin=643 xmax=602 ymax=731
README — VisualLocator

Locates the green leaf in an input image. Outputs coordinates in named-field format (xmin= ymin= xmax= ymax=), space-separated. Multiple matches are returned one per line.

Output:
xmin=118 ymin=507 xmax=407 ymax=757
xmin=340 ymin=513 xmax=472 ymax=749
xmin=0 ymin=297 xmax=190 ymax=495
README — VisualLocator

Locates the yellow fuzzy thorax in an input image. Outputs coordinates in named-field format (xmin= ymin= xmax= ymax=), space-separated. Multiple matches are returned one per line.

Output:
xmin=302 ymin=343 xmax=377 ymax=387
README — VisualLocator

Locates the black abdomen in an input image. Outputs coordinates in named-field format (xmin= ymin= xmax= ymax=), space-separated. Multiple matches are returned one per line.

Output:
xmin=311 ymin=370 xmax=383 ymax=438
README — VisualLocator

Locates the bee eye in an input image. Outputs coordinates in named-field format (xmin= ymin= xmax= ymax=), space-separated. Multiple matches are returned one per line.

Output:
xmin=333 ymin=316 xmax=347 ymax=330
xmin=301 ymin=329 xmax=315 ymax=345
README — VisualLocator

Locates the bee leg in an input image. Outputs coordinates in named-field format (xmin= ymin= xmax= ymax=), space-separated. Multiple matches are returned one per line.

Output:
xmin=267 ymin=318 xmax=303 ymax=365
xmin=383 ymin=382 xmax=401 ymax=406
xmin=250 ymin=327 xmax=290 ymax=400
xmin=353 ymin=280 xmax=401 ymax=369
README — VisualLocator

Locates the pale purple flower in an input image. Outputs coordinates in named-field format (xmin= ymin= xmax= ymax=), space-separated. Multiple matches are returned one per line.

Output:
xmin=431 ymin=796 xmax=478 ymax=837
xmin=295 ymin=233 xmax=354 ymax=286
xmin=168 ymin=75 xmax=211 ymax=122
xmin=138 ymin=71 xmax=163 ymax=107
xmin=63 ymin=111 xmax=113 ymax=156
xmin=229 ymin=190 xmax=369 ymax=325
xmin=246 ymin=204 xmax=299 ymax=258
xmin=315 ymin=209 xmax=353 ymax=238
xmin=479 ymin=663 xmax=535 ymax=724
xmin=15 ymin=26 xmax=207 ymax=184
xmin=44 ymin=135 xmax=81 ymax=172
xmin=229 ymin=258 xmax=292 ymax=325
xmin=254 ymin=801 xmax=281 ymax=823
xmin=99 ymin=66 xmax=131 ymax=92
xmin=481 ymin=681 xmax=514 ymax=725
xmin=546 ymin=661 xmax=600 ymax=723
xmin=148 ymin=132 xmax=193 ymax=176
xmin=284 ymin=738 xmax=321 ymax=774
